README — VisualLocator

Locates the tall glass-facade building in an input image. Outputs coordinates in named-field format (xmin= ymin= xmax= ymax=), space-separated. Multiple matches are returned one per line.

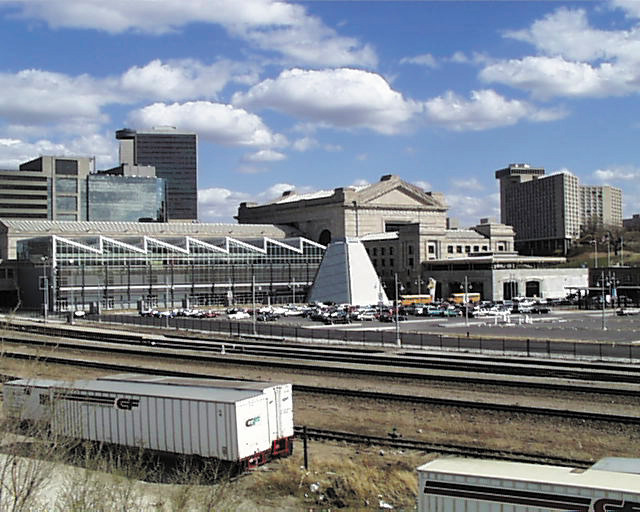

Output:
xmin=87 ymin=175 xmax=166 ymax=222
xmin=116 ymin=128 xmax=197 ymax=221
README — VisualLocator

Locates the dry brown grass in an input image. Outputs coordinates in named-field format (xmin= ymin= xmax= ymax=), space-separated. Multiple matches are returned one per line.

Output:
xmin=250 ymin=443 xmax=426 ymax=511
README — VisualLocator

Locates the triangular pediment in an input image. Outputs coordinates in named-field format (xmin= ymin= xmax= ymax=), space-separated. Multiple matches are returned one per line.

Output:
xmin=356 ymin=178 xmax=446 ymax=209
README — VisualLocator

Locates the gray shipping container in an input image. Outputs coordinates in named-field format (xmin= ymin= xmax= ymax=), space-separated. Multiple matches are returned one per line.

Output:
xmin=3 ymin=378 xmax=61 ymax=424
xmin=50 ymin=379 xmax=273 ymax=463
xmin=97 ymin=373 xmax=294 ymax=452
xmin=418 ymin=457 xmax=640 ymax=512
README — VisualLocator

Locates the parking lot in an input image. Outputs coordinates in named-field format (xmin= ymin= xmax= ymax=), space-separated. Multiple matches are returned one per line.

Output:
xmin=252 ymin=307 xmax=640 ymax=344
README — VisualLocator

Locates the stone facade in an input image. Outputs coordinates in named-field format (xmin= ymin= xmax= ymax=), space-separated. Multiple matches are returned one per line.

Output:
xmin=236 ymin=174 xmax=448 ymax=245
xmin=361 ymin=219 xmax=516 ymax=294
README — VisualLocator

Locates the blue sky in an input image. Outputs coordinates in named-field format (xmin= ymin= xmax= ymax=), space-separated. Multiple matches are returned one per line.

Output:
xmin=1 ymin=0 xmax=639 ymax=226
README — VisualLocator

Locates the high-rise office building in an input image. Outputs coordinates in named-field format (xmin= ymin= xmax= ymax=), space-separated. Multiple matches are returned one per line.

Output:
xmin=580 ymin=185 xmax=623 ymax=231
xmin=0 ymin=156 xmax=93 ymax=221
xmin=496 ymin=163 xmax=622 ymax=255
xmin=0 ymin=156 xmax=166 ymax=222
xmin=116 ymin=127 xmax=197 ymax=221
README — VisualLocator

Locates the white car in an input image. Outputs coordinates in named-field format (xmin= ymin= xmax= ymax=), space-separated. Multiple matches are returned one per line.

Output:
xmin=228 ymin=311 xmax=250 ymax=320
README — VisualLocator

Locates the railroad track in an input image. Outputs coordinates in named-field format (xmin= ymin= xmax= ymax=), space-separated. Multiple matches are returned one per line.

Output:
xmin=2 ymin=326 xmax=640 ymax=398
xmin=1 ymin=349 xmax=638 ymax=427
xmin=293 ymin=426 xmax=594 ymax=469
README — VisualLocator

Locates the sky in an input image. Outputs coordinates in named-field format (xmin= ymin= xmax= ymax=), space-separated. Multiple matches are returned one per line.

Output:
xmin=1 ymin=0 xmax=639 ymax=227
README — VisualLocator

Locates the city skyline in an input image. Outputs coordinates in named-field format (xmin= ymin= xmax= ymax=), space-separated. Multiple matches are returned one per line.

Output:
xmin=0 ymin=0 xmax=639 ymax=226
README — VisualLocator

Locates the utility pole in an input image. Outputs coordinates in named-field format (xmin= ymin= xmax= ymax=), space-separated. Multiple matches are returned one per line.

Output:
xmin=394 ymin=273 xmax=401 ymax=347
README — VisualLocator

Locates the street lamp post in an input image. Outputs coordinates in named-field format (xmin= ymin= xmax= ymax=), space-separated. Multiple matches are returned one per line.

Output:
xmin=463 ymin=276 xmax=471 ymax=327
xmin=41 ymin=256 xmax=48 ymax=322
xmin=591 ymin=239 xmax=597 ymax=268
xmin=598 ymin=271 xmax=607 ymax=331
xmin=291 ymin=278 xmax=297 ymax=305
xmin=394 ymin=273 xmax=401 ymax=347
xmin=252 ymin=273 xmax=257 ymax=336
xmin=69 ymin=259 xmax=75 ymax=311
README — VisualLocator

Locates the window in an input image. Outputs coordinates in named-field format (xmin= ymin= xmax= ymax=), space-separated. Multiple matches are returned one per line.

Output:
xmin=389 ymin=258 xmax=394 ymax=267
xmin=381 ymin=259 xmax=386 ymax=267
xmin=447 ymin=246 xmax=453 ymax=254
xmin=465 ymin=246 xmax=471 ymax=253
xmin=55 ymin=159 xmax=79 ymax=175
xmin=381 ymin=247 xmax=385 ymax=256
xmin=408 ymin=257 xmax=414 ymax=267
xmin=428 ymin=245 xmax=435 ymax=254
xmin=408 ymin=245 xmax=413 ymax=255
xmin=373 ymin=248 xmax=377 ymax=256
xmin=56 ymin=196 xmax=77 ymax=211
xmin=389 ymin=247 xmax=394 ymax=256
xmin=456 ymin=246 xmax=462 ymax=253
xmin=56 ymin=178 xmax=77 ymax=193
xmin=473 ymin=245 xmax=479 ymax=252
xmin=373 ymin=259 xmax=377 ymax=267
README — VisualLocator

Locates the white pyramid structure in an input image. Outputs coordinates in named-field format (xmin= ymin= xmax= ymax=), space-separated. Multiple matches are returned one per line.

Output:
xmin=308 ymin=238 xmax=390 ymax=306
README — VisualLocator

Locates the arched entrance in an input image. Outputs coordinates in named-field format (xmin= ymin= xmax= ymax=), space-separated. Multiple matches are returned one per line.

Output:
xmin=525 ymin=280 xmax=540 ymax=297
xmin=503 ymin=281 xmax=518 ymax=300
xmin=318 ymin=229 xmax=331 ymax=246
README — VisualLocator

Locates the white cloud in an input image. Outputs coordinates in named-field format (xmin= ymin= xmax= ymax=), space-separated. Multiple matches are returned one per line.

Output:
xmin=128 ymin=101 xmax=287 ymax=148
xmin=445 ymin=192 xmax=500 ymax=227
xmin=480 ymin=56 xmax=636 ymax=100
xmin=120 ymin=59 xmax=259 ymax=101
xmin=233 ymin=68 xmax=420 ymax=134
xmin=0 ymin=133 xmax=116 ymax=169
xmin=400 ymin=53 xmax=438 ymax=68
xmin=450 ymin=52 xmax=469 ymax=64
xmin=593 ymin=165 xmax=640 ymax=182
xmin=242 ymin=149 xmax=286 ymax=162
xmin=8 ymin=0 xmax=376 ymax=68
xmin=451 ymin=177 xmax=484 ymax=191
xmin=0 ymin=69 xmax=113 ymax=135
xmin=292 ymin=136 xmax=317 ymax=152
xmin=423 ymin=89 xmax=564 ymax=131
xmin=198 ymin=187 xmax=251 ymax=221
xmin=613 ymin=0 xmax=640 ymax=19
xmin=292 ymin=136 xmax=342 ymax=152
xmin=481 ymin=7 xmax=640 ymax=99
xmin=505 ymin=8 xmax=640 ymax=64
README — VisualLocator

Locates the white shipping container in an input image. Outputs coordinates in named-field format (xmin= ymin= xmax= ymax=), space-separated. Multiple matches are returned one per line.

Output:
xmin=50 ymin=380 xmax=272 ymax=463
xmin=3 ymin=378 xmax=63 ymax=424
xmin=418 ymin=457 xmax=640 ymax=512
xmin=97 ymin=373 xmax=294 ymax=449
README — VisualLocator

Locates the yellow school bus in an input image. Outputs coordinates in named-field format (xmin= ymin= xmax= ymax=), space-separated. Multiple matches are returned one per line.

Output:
xmin=448 ymin=292 xmax=481 ymax=304
xmin=400 ymin=295 xmax=433 ymax=306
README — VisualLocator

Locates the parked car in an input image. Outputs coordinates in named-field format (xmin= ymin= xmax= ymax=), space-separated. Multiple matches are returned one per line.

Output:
xmin=379 ymin=312 xmax=408 ymax=322
xmin=531 ymin=304 xmax=550 ymax=314
xmin=323 ymin=312 xmax=351 ymax=324
xmin=256 ymin=312 xmax=278 ymax=321
xmin=228 ymin=311 xmax=250 ymax=320
xmin=617 ymin=307 xmax=640 ymax=316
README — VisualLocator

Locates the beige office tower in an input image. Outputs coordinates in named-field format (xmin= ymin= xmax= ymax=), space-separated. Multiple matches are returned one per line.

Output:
xmin=496 ymin=163 xmax=622 ymax=255
xmin=496 ymin=164 xmax=581 ymax=255
xmin=580 ymin=185 xmax=623 ymax=231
